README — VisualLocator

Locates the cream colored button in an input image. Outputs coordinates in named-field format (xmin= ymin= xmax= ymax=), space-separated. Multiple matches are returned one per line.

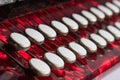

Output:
xmin=90 ymin=7 xmax=105 ymax=20
xmin=68 ymin=42 xmax=87 ymax=58
xmin=57 ymin=46 xmax=76 ymax=63
xmin=107 ymin=25 xmax=120 ymax=39
xmin=80 ymin=38 xmax=97 ymax=53
xmin=98 ymin=29 xmax=115 ymax=43
xmin=81 ymin=10 xmax=97 ymax=23
xmin=105 ymin=2 xmax=120 ymax=14
xmin=72 ymin=13 xmax=88 ymax=28
xmin=29 ymin=58 xmax=51 ymax=76
xmin=51 ymin=20 xmax=69 ymax=36
xmin=98 ymin=5 xmax=113 ymax=17
xmin=114 ymin=21 xmax=120 ymax=29
xmin=113 ymin=0 xmax=120 ymax=8
xmin=38 ymin=24 xmax=57 ymax=40
xmin=9 ymin=32 xmax=31 ymax=51
xmin=62 ymin=17 xmax=79 ymax=32
xmin=90 ymin=34 xmax=107 ymax=48
xmin=44 ymin=52 xmax=64 ymax=69
xmin=25 ymin=28 xmax=45 ymax=44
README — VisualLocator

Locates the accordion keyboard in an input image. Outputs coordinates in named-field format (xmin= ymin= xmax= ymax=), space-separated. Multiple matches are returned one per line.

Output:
xmin=0 ymin=0 xmax=120 ymax=80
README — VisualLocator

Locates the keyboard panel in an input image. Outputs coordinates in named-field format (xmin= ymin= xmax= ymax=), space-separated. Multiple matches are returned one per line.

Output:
xmin=0 ymin=0 xmax=120 ymax=80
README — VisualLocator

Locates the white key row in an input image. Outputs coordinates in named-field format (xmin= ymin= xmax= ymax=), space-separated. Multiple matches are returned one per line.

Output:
xmin=9 ymin=1 xmax=120 ymax=50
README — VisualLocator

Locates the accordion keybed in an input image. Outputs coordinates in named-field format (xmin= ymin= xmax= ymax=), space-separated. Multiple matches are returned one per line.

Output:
xmin=0 ymin=0 xmax=120 ymax=80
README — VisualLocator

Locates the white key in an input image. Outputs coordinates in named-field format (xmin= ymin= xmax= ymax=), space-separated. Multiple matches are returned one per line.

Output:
xmin=105 ymin=2 xmax=120 ymax=14
xmin=90 ymin=7 xmax=105 ymax=20
xmin=29 ymin=58 xmax=51 ymax=76
xmin=62 ymin=17 xmax=79 ymax=32
xmin=9 ymin=32 xmax=31 ymax=51
xmin=81 ymin=10 xmax=97 ymax=23
xmin=51 ymin=21 xmax=69 ymax=36
xmin=44 ymin=52 xmax=64 ymax=69
xmin=114 ymin=21 xmax=120 ymax=29
xmin=107 ymin=25 xmax=120 ymax=39
xmin=90 ymin=34 xmax=107 ymax=48
xmin=57 ymin=46 xmax=76 ymax=63
xmin=98 ymin=29 xmax=115 ymax=43
xmin=80 ymin=38 xmax=97 ymax=53
xmin=98 ymin=5 xmax=113 ymax=17
xmin=25 ymin=28 xmax=45 ymax=45
xmin=113 ymin=0 xmax=120 ymax=8
xmin=38 ymin=24 xmax=57 ymax=40
xmin=68 ymin=42 xmax=87 ymax=58
xmin=72 ymin=13 xmax=88 ymax=28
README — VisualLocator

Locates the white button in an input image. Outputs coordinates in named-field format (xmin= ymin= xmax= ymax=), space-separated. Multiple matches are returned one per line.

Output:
xmin=105 ymin=2 xmax=120 ymax=14
xmin=98 ymin=29 xmax=115 ymax=43
xmin=25 ymin=28 xmax=45 ymax=45
xmin=81 ymin=10 xmax=97 ymax=23
xmin=57 ymin=46 xmax=76 ymax=63
xmin=9 ymin=32 xmax=31 ymax=51
xmin=80 ymin=38 xmax=97 ymax=53
xmin=72 ymin=13 xmax=88 ymax=28
xmin=90 ymin=7 xmax=105 ymax=20
xmin=44 ymin=52 xmax=64 ymax=69
xmin=68 ymin=42 xmax=87 ymax=58
xmin=29 ymin=58 xmax=51 ymax=76
xmin=90 ymin=34 xmax=107 ymax=48
xmin=113 ymin=0 xmax=120 ymax=8
xmin=114 ymin=21 xmax=120 ymax=29
xmin=38 ymin=24 xmax=57 ymax=40
xmin=51 ymin=21 xmax=69 ymax=36
xmin=107 ymin=25 xmax=120 ymax=39
xmin=98 ymin=5 xmax=113 ymax=17
xmin=62 ymin=17 xmax=79 ymax=32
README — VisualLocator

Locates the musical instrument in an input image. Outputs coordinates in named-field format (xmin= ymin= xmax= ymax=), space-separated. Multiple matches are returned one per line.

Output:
xmin=0 ymin=0 xmax=120 ymax=80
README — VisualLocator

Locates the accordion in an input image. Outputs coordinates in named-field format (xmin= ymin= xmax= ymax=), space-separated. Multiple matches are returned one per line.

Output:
xmin=0 ymin=0 xmax=120 ymax=80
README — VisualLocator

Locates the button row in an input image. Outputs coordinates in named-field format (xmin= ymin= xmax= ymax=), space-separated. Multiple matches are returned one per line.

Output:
xmin=9 ymin=1 xmax=120 ymax=51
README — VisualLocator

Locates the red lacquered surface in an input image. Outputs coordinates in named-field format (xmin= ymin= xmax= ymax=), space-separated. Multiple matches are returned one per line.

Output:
xmin=0 ymin=0 xmax=120 ymax=80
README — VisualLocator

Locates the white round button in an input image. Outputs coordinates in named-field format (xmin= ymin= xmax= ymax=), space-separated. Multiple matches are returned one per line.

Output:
xmin=51 ymin=20 xmax=69 ymax=36
xmin=9 ymin=32 xmax=31 ymax=51
xmin=62 ymin=17 xmax=79 ymax=32
xmin=113 ymin=0 xmax=120 ymax=8
xmin=98 ymin=5 xmax=113 ymax=17
xmin=57 ymin=46 xmax=76 ymax=63
xmin=44 ymin=52 xmax=64 ymax=69
xmin=25 ymin=28 xmax=45 ymax=44
xmin=105 ymin=2 xmax=120 ymax=14
xmin=90 ymin=7 xmax=105 ymax=20
xmin=29 ymin=58 xmax=51 ymax=76
xmin=107 ymin=25 xmax=120 ymax=39
xmin=38 ymin=24 xmax=57 ymax=40
xmin=90 ymin=34 xmax=107 ymax=48
xmin=72 ymin=13 xmax=88 ymax=28
xmin=114 ymin=21 xmax=120 ymax=30
xmin=98 ymin=29 xmax=115 ymax=43
xmin=81 ymin=10 xmax=97 ymax=23
xmin=68 ymin=42 xmax=87 ymax=58
xmin=80 ymin=38 xmax=97 ymax=53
